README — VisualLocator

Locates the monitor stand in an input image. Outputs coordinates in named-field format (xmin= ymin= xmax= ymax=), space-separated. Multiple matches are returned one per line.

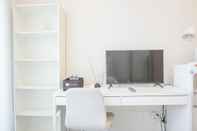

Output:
xmin=153 ymin=82 xmax=164 ymax=88
xmin=108 ymin=83 xmax=113 ymax=89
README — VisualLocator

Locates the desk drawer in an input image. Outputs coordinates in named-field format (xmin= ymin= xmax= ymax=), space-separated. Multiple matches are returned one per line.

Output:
xmin=104 ymin=97 xmax=121 ymax=106
xmin=121 ymin=96 xmax=188 ymax=106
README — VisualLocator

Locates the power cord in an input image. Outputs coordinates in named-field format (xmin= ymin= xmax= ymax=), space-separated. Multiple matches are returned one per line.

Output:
xmin=152 ymin=105 xmax=167 ymax=131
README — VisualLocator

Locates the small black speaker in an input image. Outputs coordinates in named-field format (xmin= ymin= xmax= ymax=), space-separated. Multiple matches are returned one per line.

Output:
xmin=63 ymin=77 xmax=84 ymax=91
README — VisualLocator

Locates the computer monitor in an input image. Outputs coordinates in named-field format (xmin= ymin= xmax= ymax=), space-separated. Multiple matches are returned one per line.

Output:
xmin=106 ymin=50 xmax=163 ymax=84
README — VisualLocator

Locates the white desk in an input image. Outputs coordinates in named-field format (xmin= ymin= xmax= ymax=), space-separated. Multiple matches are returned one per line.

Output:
xmin=53 ymin=87 xmax=189 ymax=131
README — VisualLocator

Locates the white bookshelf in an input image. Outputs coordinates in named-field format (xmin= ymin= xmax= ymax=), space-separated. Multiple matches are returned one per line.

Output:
xmin=14 ymin=0 xmax=56 ymax=4
xmin=13 ymin=0 xmax=66 ymax=131
xmin=15 ymin=31 xmax=57 ymax=35
xmin=16 ymin=85 xmax=57 ymax=90
xmin=16 ymin=109 xmax=60 ymax=117
xmin=16 ymin=110 xmax=53 ymax=117
xmin=15 ymin=3 xmax=57 ymax=8
xmin=15 ymin=59 xmax=58 ymax=63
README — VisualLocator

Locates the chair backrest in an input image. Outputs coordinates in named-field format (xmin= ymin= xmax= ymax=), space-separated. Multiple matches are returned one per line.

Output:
xmin=65 ymin=88 xmax=106 ymax=130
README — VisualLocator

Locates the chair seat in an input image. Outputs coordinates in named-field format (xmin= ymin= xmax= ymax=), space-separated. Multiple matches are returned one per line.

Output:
xmin=106 ymin=112 xmax=114 ymax=128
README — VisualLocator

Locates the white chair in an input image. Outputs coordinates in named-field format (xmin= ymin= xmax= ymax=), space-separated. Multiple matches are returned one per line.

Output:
xmin=65 ymin=88 xmax=114 ymax=131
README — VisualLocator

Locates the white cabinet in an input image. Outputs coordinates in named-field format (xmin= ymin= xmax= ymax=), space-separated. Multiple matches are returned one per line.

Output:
xmin=193 ymin=93 xmax=197 ymax=131
xmin=13 ymin=0 xmax=66 ymax=131
xmin=193 ymin=106 xmax=197 ymax=131
xmin=193 ymin=75 xmax=197 ymax=131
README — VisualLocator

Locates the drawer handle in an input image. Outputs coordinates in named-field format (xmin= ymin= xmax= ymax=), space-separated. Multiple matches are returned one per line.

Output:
xmin=193 ymin=105 xmax=197 ymax=108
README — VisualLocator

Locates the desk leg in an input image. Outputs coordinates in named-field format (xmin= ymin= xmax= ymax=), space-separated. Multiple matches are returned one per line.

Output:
xmin=57 ymin=110 xmax=62 ymax=131
xmin=53 ymin=95 xmax=57 ymax=131
xmin=167 ymin=96 xmax=192 ymax=131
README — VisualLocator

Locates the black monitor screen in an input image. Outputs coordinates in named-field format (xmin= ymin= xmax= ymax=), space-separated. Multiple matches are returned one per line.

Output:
xmin=106 ymin=50 xmax=163 ymax=84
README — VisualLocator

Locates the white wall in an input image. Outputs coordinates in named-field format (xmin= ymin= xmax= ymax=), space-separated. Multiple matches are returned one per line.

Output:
xmin=62 ymin=0 xmax=197 ymax=85
xmin=61 ymin=0 xmax=197 ymax=131
xmin=0 ymin=0 xmax=14 ymax=131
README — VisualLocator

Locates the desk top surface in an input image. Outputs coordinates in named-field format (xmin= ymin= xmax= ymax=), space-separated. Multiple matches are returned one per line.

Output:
xmin=55 ymin=86 xmax=188 ymax=97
